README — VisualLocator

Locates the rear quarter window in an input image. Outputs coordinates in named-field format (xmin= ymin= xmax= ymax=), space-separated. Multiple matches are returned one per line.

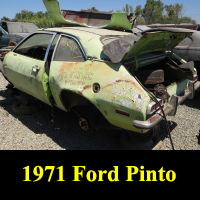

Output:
xmin=54 ymin=36 xmax=85 ymax=62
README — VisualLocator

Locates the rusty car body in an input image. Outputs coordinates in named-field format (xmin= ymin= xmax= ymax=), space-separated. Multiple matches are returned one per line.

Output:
xmin=1 ymin=25 xmax=200 ymax=133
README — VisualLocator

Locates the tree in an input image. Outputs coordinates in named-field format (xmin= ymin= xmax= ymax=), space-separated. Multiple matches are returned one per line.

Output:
xmin=84 ymin=7 xmax=99 ymax=12
xmin=1 ymin=16 xmax=11 ymax=21
xmin=15 ymin=10 xmax=34 ymax=21
xmin=123 ymin=3 xmax=134 ymax=15
xmin=143 ymin=0 xmax=164 ymax=24
xmin=134 ymin=6 xmax=145 ymax=25
xmin=135 ymin=5 xmax=143 ymax=17
xmin=179 ymin=16 xmax=196 ymax=24
xmin=165 ymin=3 xmax=183 ymax=23
xmin=174 ymin=3 xmax=183 ymax=19
xmin=14 ymin=10 xmax=55 ymax=28
xmin=131 ymin=0 xmax=195 ymax=25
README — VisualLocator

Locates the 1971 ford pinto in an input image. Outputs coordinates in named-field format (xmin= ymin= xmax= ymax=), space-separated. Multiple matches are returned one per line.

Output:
xmin=2 ymin=27 xmax=200 ymax=133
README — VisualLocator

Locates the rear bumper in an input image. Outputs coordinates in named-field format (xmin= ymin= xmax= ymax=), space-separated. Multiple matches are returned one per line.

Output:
xmin=133 ymin=80 xmax=200 ymax=129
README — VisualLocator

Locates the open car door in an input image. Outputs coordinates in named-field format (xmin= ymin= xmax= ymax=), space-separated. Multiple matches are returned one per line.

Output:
xmin=3 ymin=32 xmax=57 ymax=105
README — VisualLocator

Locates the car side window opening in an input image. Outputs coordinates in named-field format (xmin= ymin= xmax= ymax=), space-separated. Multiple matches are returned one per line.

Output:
xmin=14 ymin=33 xmax=53 ymax=61
xmin=54 ymin=36 xmax=85 ymax=62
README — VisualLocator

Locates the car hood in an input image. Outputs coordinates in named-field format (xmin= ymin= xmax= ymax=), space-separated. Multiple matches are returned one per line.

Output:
xmin=102 ymin=28 xmax=195 ymax=64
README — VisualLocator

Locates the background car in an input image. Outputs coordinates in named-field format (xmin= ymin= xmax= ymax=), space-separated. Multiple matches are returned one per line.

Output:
xmin=174 ymin=31 xmax=200 ymax=77
xmin=0 ymin=21 xmax=38 ymax=46
xmin=0 ymin=26 xmax=9 ymax=48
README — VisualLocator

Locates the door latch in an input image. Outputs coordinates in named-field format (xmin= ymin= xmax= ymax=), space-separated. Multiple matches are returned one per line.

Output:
xmin=31 ymin=65 xmax=40 ymax=76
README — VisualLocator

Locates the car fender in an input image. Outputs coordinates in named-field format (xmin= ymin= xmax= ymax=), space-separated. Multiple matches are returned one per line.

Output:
xmin=49 ymin=60 xmax=151 ymax=132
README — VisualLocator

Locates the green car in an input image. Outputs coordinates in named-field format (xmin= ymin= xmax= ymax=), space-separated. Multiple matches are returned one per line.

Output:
xmin=2 ymin=27 xmax=200 ymax=133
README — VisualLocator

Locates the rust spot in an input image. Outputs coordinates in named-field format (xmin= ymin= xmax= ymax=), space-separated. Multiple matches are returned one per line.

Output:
xmin=59 ymin=62 xmax=78 ymax=75
xmin=115 ymin=110 xmax=130 ymax=117
xmin=101 ymin=82 xmax=114 ymax=90
xmin=115 ymin=80 xmax=135 ymax=84
xmin=148 ymin=114 xmax=160 ymax=124
xmin=83 ymin=85 xmax=91 ymax=90
xmin=81 ymin=85 xmax=92 ymax=94
xmin=102 ymin=79 xmax=137 ymax=90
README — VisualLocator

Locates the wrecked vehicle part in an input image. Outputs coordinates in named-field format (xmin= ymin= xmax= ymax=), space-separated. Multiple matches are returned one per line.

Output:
xmin=43 ymin=0 xmax=133 ymax=32
xmin=102 ymin=28 xmax=197 ymax=99
xmin=0 ymin=21 xmax=38 ymax=46
xmin=0 ymin=26 xmax=9 ymax=48
xmin=1 ymin=21 xmax=38 ymax=34
xmin=101 ymin=34 xmax=141 ymax=63
xmin=43 ymin=0 xmax=105 ymax=28
xmin=132 ymin=69 xmax=165 ymax=85
xmin=174 ymin=31 xmax=200 ymax=77
xmin=133 ymin=81 xmax=200 ymax=129
xmin=102 ymin=28 xmax=195 ymax=64
xmin=42 ymin=0 xmax=86 ymax=27
xmin=174 ymin=31 xmax=200 ymax=62
xmin=2 ymin=27 xmax=200 ymax=134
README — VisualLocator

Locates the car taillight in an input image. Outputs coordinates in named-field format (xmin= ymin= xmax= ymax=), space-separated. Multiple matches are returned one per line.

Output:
xmin=147 ymin=99 xmax=164 ymax=115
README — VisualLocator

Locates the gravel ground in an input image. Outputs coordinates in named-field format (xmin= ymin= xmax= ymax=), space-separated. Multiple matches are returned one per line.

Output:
xmin=0 ymin=72 xmax=200 ymax=150
xmin=154 ymin=99 xmax=200 ymax=150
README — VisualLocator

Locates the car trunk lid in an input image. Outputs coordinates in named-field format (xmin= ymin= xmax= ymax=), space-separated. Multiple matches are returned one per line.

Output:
xmin=102 ymin=28 xmax=195 ymax=68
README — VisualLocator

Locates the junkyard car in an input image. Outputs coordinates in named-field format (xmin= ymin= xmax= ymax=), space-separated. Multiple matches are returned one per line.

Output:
xmin=0 ymin=26 xmax=9 ymax=48
xmin=174 ymin=31 xmax=200 ymax=77
xmin=2 ymin=27 xmax=200 ymax=133
xmin=0 ymin=21 xmax=38 ymax=74
xmin=0 ymin=21 xmax=38 ymax=46
xmin=0 ymin=27 xmax=10 ymax=72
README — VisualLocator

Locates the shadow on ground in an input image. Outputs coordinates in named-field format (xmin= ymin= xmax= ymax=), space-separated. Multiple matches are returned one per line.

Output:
xmin=0 ymin=88 xmax=172 ymax=150
xmin=183 ymin=94 xmax=200 ymax=110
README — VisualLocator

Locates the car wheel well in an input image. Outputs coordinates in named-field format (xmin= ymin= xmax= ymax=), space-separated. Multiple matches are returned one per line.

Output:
xmin=60 ymin=90 xmax=95 ymax=110
xmin=60 ymin=90 xmax=109 ymax=131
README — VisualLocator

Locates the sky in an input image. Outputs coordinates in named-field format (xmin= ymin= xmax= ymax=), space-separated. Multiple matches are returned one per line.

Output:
xmin=0 ymin=0 xmax=200 ymax=23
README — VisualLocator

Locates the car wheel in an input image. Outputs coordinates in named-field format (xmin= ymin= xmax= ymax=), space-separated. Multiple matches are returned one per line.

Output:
xmin=78 ymin=117 xmax=90 ymax=132
xmin=73 ymin=105 xmax=99 ymax=134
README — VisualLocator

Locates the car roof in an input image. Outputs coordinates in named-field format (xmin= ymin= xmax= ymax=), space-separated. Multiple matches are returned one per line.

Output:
xmin=45 ymin=26 xmax=132 ymax=37
xmin=45 ymin=27 xmax=132 ymax=60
